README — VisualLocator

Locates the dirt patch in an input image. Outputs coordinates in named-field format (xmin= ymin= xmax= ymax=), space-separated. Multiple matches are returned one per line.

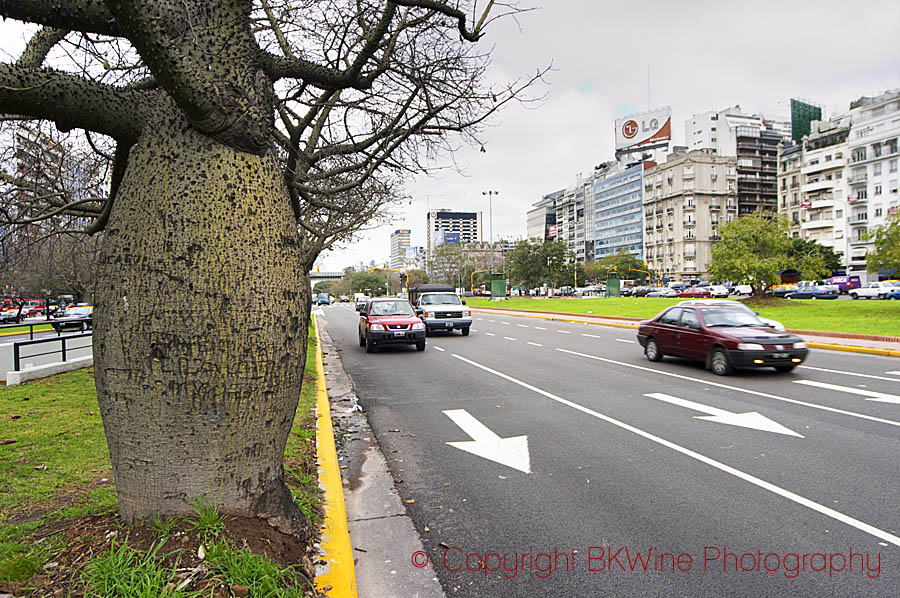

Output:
xmin=2 ymin=511 xmax=320 ymax=597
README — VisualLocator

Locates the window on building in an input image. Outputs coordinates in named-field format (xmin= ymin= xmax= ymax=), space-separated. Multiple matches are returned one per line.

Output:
xmin=875 ymin=184 xmax=882 ymax=195
xmin=685 ymin=180 xmax=694 ymax=190
xmin=809 ymin=159 xmax=819 ymax=166
xmin=890 ymin=159 xmax=898 ymax=173
xmin=825 ymin=154 xmax=832 ymax=161
xmin=873 ymin=144 xmax=882 ymax=157
xmin=888 ymin=139 xmax=898 ymax=154
xmin=684 ymin=196 xmax=694 ymax=207
xmin=874 ymin=163 xmax=882 ymax=176
xmin=859 ymin=189 xmax=868 ymax=199
xmin=852 ymin=148 xmax=867 ymax=162
xmin=727 ymin=166 xmax=736 ymax=176
xmin=835 ymin=209 xmax=843 ymax=218
xmin=875 ymin=207 xmax=883 ymax=217
xmin=836 ymin=171 xmax=843 ymax=179
xmin=727 ymin=181 xmax=735 ymax=191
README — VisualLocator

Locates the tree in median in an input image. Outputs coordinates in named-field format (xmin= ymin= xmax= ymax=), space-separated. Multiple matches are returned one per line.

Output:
xmin=708 ymin=212 xmax=827 ymax=297
xmin=0 ymin=1 xmax=541 ymax=534
xmin=865 ymin=214 xmax=900 ymax=276
xmin=585 ymin=249 xmax=648 ymax=284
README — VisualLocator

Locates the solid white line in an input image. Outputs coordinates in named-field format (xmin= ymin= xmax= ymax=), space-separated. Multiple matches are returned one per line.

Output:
xmin=485 ymin=332 xmax=495 ymax=337
xmin=451 ymin=353 xmax=900 ymax=547
xmin=799 ymin=365 xmax=900 ymax=383
xmin=517 ymin=324 xmax=528 ymax=328
xmin=558 ymin=330 xmax=571 ymax=334
xmin=534 ymin=327 xmax=547 ymax=331
xmin=432 ymin=346 xmax=445 ymax=352
xmin=527 ymin=342 xmax=543 ymax=347
xmin=615 ymin=339 xmax=636 ymax=344
xmin=556 ymin=348 xmax=900 ymax=428
xmin=582 ymin=333 xmax=602 ymax=339
xmin=503 ymin=336 xmax=517 ymax=341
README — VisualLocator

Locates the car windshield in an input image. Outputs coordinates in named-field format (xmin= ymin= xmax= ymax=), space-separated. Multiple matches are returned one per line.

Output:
xmin=420 ymin=294 xmax=461 ymax=305
xmin=67 ymin=307 xmax=91 ymax=316
xmin=369 ymin=301 xmax=414 ymax=316
xmin=700 ymin=307 xmax=764 ymax=328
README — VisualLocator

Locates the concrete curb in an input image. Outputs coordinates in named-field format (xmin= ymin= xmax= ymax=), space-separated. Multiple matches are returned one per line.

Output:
xmin=470 ymin=307 xmax=900 ymax=358
xmin=5 ymin=356 xmax=93 ymax=386
xmin=313 ymin=315 xmax=358 ymax=597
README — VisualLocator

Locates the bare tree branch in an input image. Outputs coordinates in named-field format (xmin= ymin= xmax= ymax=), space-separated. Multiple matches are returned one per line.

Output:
xmin=0 ymin=0 xmax=121 ymax=37
xmin=17 ymin=27 xmax=70 ymax=68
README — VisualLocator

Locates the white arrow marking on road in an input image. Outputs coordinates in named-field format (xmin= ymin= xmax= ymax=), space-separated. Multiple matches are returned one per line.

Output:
xmin=644 ymin=393 xmax=804 ymax=437
xmin=793 ymin=380 xmax=900 ymax=404
xmin=887 ymin=370 xmax=900 ymax=376
xmin=443 ymin=409 xmax=531 ymax=474
xmin=312 ymin=308 xmax=325 ymax=315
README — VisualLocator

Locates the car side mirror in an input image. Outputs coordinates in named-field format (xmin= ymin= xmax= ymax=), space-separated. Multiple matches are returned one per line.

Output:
xmin=416 ymin=308 xmax=424 ymax=316
xmin=462 ymin=300 xmax=467 ymax=305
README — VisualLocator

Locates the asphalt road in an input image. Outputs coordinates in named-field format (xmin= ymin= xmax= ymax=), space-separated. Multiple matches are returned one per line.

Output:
xmin=319 ymin=303 xmax=899 ymax=597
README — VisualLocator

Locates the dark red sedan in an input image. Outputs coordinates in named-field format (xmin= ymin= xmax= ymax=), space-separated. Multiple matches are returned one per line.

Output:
xmin=676 ymin=286 xmax=711 ymax=298
xmin=358 ymin=298 xmax=426 ymax=353
xmin=637 ymin=304 xmax=809 ymax=375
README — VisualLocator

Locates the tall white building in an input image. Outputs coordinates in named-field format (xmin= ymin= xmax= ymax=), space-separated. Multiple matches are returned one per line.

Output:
xmin=389 ymin=229 xmax=411 ymax=269
xmin=846 ymin=89 xmax=900 ymax=276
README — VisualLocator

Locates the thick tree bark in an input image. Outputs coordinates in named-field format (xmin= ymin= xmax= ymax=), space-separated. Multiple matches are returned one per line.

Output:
xmin=94 ymin=97 xmax=310 ymax=537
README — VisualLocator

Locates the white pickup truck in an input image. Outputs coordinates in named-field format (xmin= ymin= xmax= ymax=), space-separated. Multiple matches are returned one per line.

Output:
xmin=850 ymin=281 xmax=898 ymax=300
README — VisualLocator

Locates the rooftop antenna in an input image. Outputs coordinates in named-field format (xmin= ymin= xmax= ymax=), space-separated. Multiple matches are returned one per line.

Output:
xmin=647 ymin=64 xmax=651 ymax=110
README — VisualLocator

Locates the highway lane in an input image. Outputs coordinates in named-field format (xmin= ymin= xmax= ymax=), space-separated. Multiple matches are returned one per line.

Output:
xmin=320 ymin=304 xmax=899 ymax=597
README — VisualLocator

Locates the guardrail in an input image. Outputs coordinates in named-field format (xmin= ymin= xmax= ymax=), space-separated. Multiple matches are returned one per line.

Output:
xmin=13 ymin=332 xmax=92 ymax=372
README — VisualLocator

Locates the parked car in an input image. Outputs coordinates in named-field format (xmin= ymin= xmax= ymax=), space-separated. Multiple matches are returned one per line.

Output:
xmin=630 ymin=286 xmax=654 ymax=297
xmin=637 ymin=304 xmax=808 ymax=375
xmin=886 ymin=287 xmax=900 ymax=300
xmin=766 ymin=284 xmax=799 ymax=298
xmin=785 ymin=285 xmax=840 ymax=300
xmin=826 ymin=275 xmax=861 ymax=294
xmin=355 ymin=296 xmax=370 ymax=312
xmin=646 ymin=288 xmax=678 ymax=298
xmin=732 ymin=284 xmax=753 ymax=296
xmin=677 ymin=286 xmax=711 ymax=298
xmin=707 ymin=285 xmax=730 ymax=299
xmin=358 ymin=298 xmax=426 ymax=353
xmin=850 ymin=281 xmax=899 ymax=300
xmin=677 ymin=299 xmax=785 ymax=331
xmin=339 ymin=295 xmax=350 ymax=303
xmin=51 ymin=306 xmax=93 ymax=332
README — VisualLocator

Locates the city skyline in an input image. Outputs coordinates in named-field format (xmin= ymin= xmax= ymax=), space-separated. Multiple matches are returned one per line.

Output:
xmin=313 ymin=0 xmax=900 ymax=271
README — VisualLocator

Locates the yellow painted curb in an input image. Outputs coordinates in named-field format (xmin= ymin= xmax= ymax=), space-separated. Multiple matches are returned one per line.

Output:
xmin=313 ymin=315 xmax=358 ymax=597
xmin=807 ymin=341 xmax=900 ymax=358
xmin=0 ymin=326 xmax=54 ymax=337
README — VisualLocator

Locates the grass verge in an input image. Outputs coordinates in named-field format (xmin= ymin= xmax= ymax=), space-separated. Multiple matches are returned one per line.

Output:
xmin=0 ymin=323 xmax=323 ymax=596
xmin=465 ymin=296 xmax=900 ymax=336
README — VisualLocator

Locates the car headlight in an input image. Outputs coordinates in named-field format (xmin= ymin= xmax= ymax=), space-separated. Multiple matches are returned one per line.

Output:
xmin=369 ymin=324 xmax=385 ymax=331
xmin=737 ymin=343 xmax=765 ymax=351
xmin=462 ymin=311 xmax=470 ymax=317
xmin=423 ymin=311 xmax=431 ymax=318
xmin=793 ymin=342 xmax=807 ymax=349
xmin=412 ymin=322 xmax=425 ymax=330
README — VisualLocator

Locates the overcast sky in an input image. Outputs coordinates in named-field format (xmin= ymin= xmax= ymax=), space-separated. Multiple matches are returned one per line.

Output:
xmin=319 ymin=0 xmax=900 ymax=271
xmin=3 ymin=2 xmax=899 ymax=273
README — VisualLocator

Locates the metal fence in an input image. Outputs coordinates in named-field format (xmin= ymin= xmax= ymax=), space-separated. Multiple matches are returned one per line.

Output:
xmin=12 ymin=332 xmax=93 ymax=372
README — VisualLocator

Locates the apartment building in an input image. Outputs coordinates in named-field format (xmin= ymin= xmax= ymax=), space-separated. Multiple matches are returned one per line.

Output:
xmin=593 ymin=163 xmax=644 ymax=260
xmin=389 ymin=229 xmax=411 ymax=269
xmin=527 ymin=191 xmax=561 ymax=241
xmin=846 ymin=89 xmax=900 ymax=275
xmin=643 ymin=149 xmax=737 ymax=280
xmin=685 ymin=106 xmax=789 ymax=214
xmin=778 ymin=142 xmax=803 ymax=235
xmin=425 ymin=209 xmax=482 ymax=268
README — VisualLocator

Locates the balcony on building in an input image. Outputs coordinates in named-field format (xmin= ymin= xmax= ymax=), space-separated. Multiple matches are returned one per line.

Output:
xmin=847 ymin=173 xmax=868 ymax=185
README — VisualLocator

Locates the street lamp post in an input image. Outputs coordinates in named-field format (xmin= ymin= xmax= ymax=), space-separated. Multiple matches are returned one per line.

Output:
xmin=482 ymin=190 xmax=498 ymax=277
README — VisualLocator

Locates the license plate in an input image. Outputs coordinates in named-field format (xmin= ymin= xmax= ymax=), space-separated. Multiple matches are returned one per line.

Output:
xmin=394 ymin=331 xmax=405 ymax=337
xmin=772 ymin=353 xmax=788 ymax=358
xmin=445 ymin=323 xmax=452 ymax=327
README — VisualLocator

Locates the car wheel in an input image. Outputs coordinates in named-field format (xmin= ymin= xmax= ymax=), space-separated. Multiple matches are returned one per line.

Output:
xmin=850 ymin=293 xmax=859 ymax=300
xmin=359 ymin=332 xmax=365 ymax=347
xmin=461 ymin=328 xmax=470 ymax=336
xmin=710 ymin=348 xmax=733 ymax=376
xmin=365 ymin=336 xmax=375 ymax=353
xmin=416 ymin=340 xmax=426 ymax=351
xmin=645 ymin=338 xmax=662 ymax=362
xmin=774 ymin=365 xmax=795 ymax=373
xmin=890 ymin=296 xmax=898 ymax=300
xmin=810 ymin=296 xmax=816 ymax=300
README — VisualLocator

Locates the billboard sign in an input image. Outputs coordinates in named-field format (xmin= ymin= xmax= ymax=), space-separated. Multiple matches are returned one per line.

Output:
xmin=548 ymin=224 xmax=558 ymax=239
xmin=433 ymin=231 xmax=460 ymax=248
xmin=444 ymin=232 xmax=460 ymax=244
xmin=405 ymin=247 xmax=417 ymax=259
xmin=615 ymin=107 xmax=672 ymax=151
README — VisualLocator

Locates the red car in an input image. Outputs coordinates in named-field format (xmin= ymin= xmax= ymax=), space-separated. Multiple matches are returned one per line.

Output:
xmin=676 ymin=286 xmax=711 ymax=298
xmin=359 ymin=298 xmax=426 ymax=353
xmin=637 ymin=304 xmax=809 ymax=375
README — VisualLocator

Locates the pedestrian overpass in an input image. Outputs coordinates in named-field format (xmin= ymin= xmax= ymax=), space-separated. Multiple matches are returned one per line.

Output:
xmin=309 ymin=270 xmax=343 ymax=288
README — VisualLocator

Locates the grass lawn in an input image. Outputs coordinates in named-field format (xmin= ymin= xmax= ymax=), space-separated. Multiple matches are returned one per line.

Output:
xmin=0 ymin=324 xmax=322 ymax=595
xmin=465 ymin=296 xmax=900 ymax=336
xmin=0 ymin=323 xmax=54 ymax=338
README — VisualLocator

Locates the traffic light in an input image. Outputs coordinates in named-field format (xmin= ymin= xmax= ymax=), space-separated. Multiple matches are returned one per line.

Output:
xmin=370 ymin=265 xmax=374 ymax=273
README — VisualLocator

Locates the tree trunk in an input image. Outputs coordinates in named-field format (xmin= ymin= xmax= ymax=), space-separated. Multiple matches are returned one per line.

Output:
xmin=94 ymin=100 xmax=310 ymax=537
